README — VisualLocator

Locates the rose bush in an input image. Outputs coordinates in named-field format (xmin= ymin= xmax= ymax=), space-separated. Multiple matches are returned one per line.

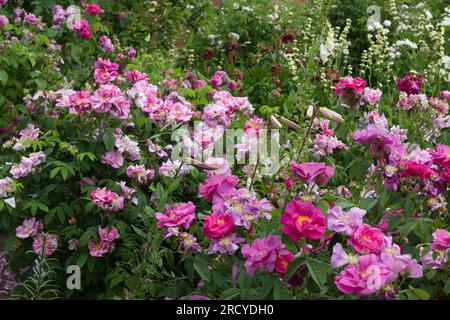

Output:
xmin=0 ymin=0 xmax=449 ymax=300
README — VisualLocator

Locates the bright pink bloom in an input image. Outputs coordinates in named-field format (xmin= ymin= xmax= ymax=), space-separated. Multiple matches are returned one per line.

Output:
xmin=125 ymin=70 xmax=148 ymax=83
xmin=441 ymin=90 xmax=450 ymax=100
xmin=85 ymin=4 xmax=103 ymax=15
xmin=68 ymin=91 xmax=91 ymax=114
xmin=91 ymin=84 xmax=130 ymax=119
xmin=0 ymin=15 xmax=9 ymax=27
xmin=281 ymin=200 xmax=327 ymax=241
xmin=155 ymin=202 xmax=196 ymax=230
xmin=244 ymin=116 xmax=264 ymax=136
xmin=432 ymin=229 xmax=450 ymax=251
xmin=202 ymin=213 xmax=235 ymax=239
xmin=429 ymin=144 xmax=450 ymax=167
xmin=349 ymin=224 xmax=385 ymax=254
xmin=72 ymin=19 xmax=92 ymax=39
xmin=398 ymin=161 xmax=437 ymax=181
xmin=94 ymin=58 xmax=119 ymax=84
xmin=335 ymin=76 xmax=366 ymax=96
xmin=241 ymin=235 xmax=285 ymax=276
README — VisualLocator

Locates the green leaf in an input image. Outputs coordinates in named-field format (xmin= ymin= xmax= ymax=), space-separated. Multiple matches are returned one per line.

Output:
xmin=284 ymin=256 xmax=306 ymax=282
xmin=444 ymin=278 xmax=450 ymax=295
xmin=50 ymin=167 xmax=60 ymax=179
xmin=273 ymin=279 xmax=290 ymax=300
xmin=79 ymin=230 xmax=92 ymax=247
xmin=219 ymin=288 xmax=240 ymax=300
xmin=358 ymin=197 xmax=378 ymax=212
xmin=410 ymin=288 xmax=430 ymax=300
xmin=0 ymin=69 xmax=8 ymax=85
xmin=76 ymin=254 xmax=88 ymax=268
xmin=103 ymin=131 xmax=116 ymax=152
xmin=193 ymin=255 xmax=210 ymax=282
xmin=109 ymin=276 xmax=123 ymax=288
xmin=131 ymin=225 xmax=147 ymax=238
xmin=316 ymin=200 xmax=329 ymax=215
xmin=399 ymin=220 xmax=419 ymax=238
xmin=306 ymin=258 xmax=327 ymax=291
xmin=61 ymin=167 xmax=68 ymax=181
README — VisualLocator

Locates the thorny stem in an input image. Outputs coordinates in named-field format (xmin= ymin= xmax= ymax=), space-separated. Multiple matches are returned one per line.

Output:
xmin=173 ymin=161 xmax=184 ymax=180
xmin=249 ymin=156 xmax=260 ymax=191
xmin=297 ymin=115 xmax=315 ymax=160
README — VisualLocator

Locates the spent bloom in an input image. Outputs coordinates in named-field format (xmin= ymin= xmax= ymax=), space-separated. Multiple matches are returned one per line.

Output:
xmin=241 ymin=235 xmax=285 ymax=276
xmin=327 ymin=206 xmax=366 ymax=236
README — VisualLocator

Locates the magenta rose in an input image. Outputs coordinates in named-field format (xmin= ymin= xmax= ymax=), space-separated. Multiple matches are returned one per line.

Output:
xmin=202 ymin=212 xmax=235 ymax=239
xmin=281 ymin=200 xmax=327 ymax=241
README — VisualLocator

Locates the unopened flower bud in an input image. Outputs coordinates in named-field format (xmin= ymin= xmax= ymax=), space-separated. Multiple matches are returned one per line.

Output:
xmin=276 ymin=115 xmax=300 ymax=130
xmin=269 ymin=115 xmax=282 ymax=129
xmin=319 ymin=107 xmax=344 ymax=123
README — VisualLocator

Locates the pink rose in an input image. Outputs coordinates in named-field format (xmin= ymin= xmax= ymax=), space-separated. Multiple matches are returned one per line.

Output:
xmin=432 ymin=229 xmax=450 ymax=250
xmin=441 ymin=90 xmax=450 ymax=100
xmin=290 ymin=161 xmax=334 ymax=184
xmin=335 ymin=254 xmax=393 ymax=296
xmin=363 ymin=88 xmax=382 ymax=105
xmin=101 ymin=150 xmax=124 ymax=168
xmin=202 ymin=213 xmax=235 ymax=239
xmin=199 ymin=174 xmax=239 ymax=202
xmin=155 ymin=202 xmax=196 ymax=230
xmin=85 ymin=4 xmax=103 ymax=15
xmin=351 ymin=77 xmax=367 ymax=95
xmin=349 ymin=224 xmax=385 ymax=254
xmin=281 ymin=200 xmax=327 ymax=241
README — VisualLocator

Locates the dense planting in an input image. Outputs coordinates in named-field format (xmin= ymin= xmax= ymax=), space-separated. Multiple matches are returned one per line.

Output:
xmin=0 ymin=0 xmax=449 ymax=300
